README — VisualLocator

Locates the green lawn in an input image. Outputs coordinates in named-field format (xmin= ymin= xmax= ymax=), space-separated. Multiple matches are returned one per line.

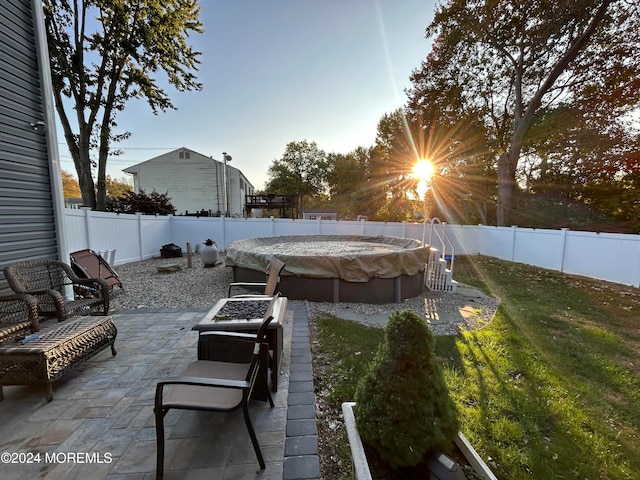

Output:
xmin=311 ymin=255 xmax=640 ymax=479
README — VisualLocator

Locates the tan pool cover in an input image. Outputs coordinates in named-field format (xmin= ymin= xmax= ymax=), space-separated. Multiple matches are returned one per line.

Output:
xmin=225 ymin=235 xmax=431 ymax=282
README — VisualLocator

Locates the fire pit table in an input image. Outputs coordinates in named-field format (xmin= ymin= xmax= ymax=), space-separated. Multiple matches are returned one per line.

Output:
xmin=192 ymin=296 xmax=287 ymax=392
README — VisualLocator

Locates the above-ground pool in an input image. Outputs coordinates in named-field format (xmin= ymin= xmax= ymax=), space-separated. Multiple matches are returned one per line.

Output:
xmin=224 ymin=235 xmax=431 ymax=303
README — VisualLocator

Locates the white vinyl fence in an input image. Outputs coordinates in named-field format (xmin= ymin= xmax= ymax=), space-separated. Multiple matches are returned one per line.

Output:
xmin=64 ymin=209 xmax=640 ymax=288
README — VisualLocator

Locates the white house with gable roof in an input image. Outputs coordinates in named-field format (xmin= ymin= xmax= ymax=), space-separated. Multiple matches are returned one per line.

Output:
xmin=123 ymin=147 xmax=254 ymax=217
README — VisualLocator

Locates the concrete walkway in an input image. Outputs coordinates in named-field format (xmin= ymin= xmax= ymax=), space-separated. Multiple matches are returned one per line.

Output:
xmin=311 ymin=285 xmax=500 ymax=334
xmin=0 ymin=303 xmax=319 ymax=479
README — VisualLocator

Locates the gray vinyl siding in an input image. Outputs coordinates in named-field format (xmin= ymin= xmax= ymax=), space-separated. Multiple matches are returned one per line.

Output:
xmin=0 ymin=0 xmax=58 ymax=294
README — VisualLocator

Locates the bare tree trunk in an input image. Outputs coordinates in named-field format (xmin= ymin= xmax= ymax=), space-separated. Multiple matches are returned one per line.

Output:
xmin=96 ymin=156 xmax=107 ymax=211
xmin=496 ymin=129 xmax=525 ymax=226
xmin=473 ymin=199 xmax=488 ymax=225
xmin=77 ymin=156 xmax=96 ymax=209
xmin=53 ymin=88 xmax=96 ymax=209
xmin=496 ymin=153 xmax=516 ymax=226
xmin=96 ymin=125 xmax=110 ymax=211
xmin=76 ymin=125 xmax=96 ymax=209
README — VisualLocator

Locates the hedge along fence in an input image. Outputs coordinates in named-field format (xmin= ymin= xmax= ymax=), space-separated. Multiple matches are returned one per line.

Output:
xmin=64 ymin=209 xmax=640 ymax=288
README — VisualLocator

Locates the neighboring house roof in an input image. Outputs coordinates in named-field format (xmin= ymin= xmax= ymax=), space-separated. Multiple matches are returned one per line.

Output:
xmin=122 ymin=146 xmax=198 ymax=173
xmin=123 ymin=147 xmax=253 ymax=187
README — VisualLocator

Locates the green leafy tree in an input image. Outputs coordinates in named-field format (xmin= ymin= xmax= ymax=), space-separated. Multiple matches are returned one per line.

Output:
xmin=105 ymin=175 xmax=133 ymax=199
xmin=368 ymin=110 xmax=425 ymax=221
xmin=61 ymin=170 xmax=81 ymax=198
xmin=44 ymin=0 xmax=203 ymax=211
xmin=419 ymin=0 xmax=640 ymax=225
xmin=518 ymin=102 xmax=640 ymax=229
xmin=325 ymin=147 xmax=374 ymax=217
xmin=265 ymin=140 xmax=329 ymax=214
xmin=407 ymin=49 xmax=498 ymax=224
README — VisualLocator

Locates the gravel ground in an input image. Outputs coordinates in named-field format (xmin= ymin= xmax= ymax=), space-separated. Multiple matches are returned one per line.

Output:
xmin=109 ymin=253 xmax=232 ymax=311
xmin=109 ymin=253 xmax=500 ymax=335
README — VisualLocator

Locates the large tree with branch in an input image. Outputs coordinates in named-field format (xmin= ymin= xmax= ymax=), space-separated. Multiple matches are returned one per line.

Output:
xmin=414 ymin=0 xmax=640 ymax=225
xmin=44 ymin=0 xmax=203 ymax=210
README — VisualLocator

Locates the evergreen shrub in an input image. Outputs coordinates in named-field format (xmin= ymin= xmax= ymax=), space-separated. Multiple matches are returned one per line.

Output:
xmin=353 ymin=309 xmax=460 ymax=469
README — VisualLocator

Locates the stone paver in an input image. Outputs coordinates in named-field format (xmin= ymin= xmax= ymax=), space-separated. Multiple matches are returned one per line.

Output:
xmin=283 ymin=303 xmax=320 ymax=480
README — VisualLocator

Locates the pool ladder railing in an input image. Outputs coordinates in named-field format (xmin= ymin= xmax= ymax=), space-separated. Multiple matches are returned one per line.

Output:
xmin=424 ymin=218 xmax=458 ymax=293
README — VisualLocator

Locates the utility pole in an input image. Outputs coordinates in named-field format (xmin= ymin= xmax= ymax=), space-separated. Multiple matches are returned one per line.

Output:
xmin=222 ymin=152 xmax=232 ymax=216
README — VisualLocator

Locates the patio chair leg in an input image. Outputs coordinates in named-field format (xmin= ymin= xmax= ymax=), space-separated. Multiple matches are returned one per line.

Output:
xmin=243 ymin=402 xmax=266 ymax=470
xmin=267 ymin=387 xmax=274 ymax=408
xmin=155 ymin=407 xmax=166 ymax=480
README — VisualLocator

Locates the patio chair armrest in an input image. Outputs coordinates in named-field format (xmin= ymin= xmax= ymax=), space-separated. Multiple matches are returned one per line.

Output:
xmin=157 ymin=376 xmax=250 ymax=390
xmin=38 ymin=289 xmax=68 ymax=320
xmin=230 ymin=294 xmax=275 ymax=299
xmin=228 ymin=282 xmax=267 ymax=297
xmin=0 ymin=293 xmax=40 ymax=333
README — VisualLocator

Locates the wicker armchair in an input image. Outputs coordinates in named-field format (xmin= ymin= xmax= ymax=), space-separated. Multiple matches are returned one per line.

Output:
xmin=0 ymin=294 xmax=39 ymax=346
xmin=3 ymin=259 xmax=109 ymax=320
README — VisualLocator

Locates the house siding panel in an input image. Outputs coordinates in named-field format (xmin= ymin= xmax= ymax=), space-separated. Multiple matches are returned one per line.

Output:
xmin=0 ymin=0 xmax=58 ymax=294
xmin=124 ymin=148 xmax=253 ymax=216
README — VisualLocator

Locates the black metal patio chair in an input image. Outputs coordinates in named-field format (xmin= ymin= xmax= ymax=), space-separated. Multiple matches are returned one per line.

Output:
xmin=153 ymin=296 xmax=277 ymax=478
xmin=228 ymin=257 xmax=286 ymax=297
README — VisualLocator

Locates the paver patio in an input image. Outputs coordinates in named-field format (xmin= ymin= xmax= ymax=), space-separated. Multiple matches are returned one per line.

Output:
xmin=0 ymin=303 xmax=314 ymax=480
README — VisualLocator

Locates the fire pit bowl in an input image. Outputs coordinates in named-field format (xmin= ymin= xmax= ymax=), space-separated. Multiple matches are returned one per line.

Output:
xmin=225 ymin=235 xmax=430 ymax=304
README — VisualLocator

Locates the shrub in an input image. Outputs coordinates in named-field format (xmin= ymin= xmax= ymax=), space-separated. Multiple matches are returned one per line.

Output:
xmin=353 ymin=309 xmax=460 ymax=469
xmin=106 ymin=189 xmax=175 ymax=215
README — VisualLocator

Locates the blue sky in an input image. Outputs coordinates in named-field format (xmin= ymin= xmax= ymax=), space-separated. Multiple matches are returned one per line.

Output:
xmin=57 ymin=1 xmax=437 ymax=190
